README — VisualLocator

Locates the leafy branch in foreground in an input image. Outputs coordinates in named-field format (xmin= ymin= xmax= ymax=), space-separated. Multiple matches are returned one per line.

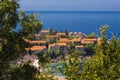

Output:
xmin=0 ymin=0 xmax=42 ymax=79
xmin=63 ymin=25 xmax=120 ymax=80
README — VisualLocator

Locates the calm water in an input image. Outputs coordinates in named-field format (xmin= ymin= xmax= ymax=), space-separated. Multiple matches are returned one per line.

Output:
xmin=26 ymin=11 xmax=120 ymax=37
xmin=45 ymin=62 xmax=65 ymax=77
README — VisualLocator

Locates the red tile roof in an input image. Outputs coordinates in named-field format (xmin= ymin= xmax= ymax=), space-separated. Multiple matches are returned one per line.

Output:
xmin=56 ymin=43 xmax=67 ymax=46
xmin=71 ymin=38 xmax=80 ymax=42
xmin=25 ymin=46 xmax=46 ymax=51
xmin=56 ymin=33 xmax=66 ymax=36
xmin=23 ymin=38 xmax=30 ymax=43
xmin=41 ymin=30 xmax=49 ymax=33
xmin=49 ymin=43 xmax=67 ymax=47
xmin=81 ymin=38 xmax=97 ymax=44
xmin=49 ymin=44 xmax=55 ymax=47
xmin=29 ymin=40 xmax=46 ymax=44
xmin=46 ymin=35 xmax=58 ymax=38
xmin=75 ymin=45 xmax=84 ymax=48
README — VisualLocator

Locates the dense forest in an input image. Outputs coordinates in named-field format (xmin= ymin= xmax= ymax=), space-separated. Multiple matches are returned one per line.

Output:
xmin=0 ymin=0 xmax=120 ymax=80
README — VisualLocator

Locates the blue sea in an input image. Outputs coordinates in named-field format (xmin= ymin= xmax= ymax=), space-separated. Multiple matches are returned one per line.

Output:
xmin=26 ymin=11 xmax=120 ymax=37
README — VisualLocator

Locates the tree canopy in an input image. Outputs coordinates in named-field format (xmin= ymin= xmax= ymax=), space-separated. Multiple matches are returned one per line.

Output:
xmin=63 ymin=25 xmax=120 ymax=80
xmin=0 ymin=0 xmax=42 ymax=79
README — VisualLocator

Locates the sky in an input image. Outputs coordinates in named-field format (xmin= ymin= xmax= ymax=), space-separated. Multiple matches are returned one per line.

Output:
xmin=19 ymin=0 xmax=120 ymax=11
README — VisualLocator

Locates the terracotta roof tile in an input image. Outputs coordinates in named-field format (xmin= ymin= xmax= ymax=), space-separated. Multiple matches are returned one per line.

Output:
xmin=75 ymin=45 xmax=84 ymax=48
xmin=49 ymin=44 xmax=55 ymax=47
xmin=81 ymin=38 xmax=97 ymax=44
xmin=23 ymin=38 xmax=30 ymax=43
xmin=46 ymin=35 xmax=58 ymax=38
xmin=71 ymin=38 xmax=80 ymax=42
xmin=59 ymin=38 xmax=69 ymax=43
xmin=56 ymin=43 xmax=67 ymax=46
xmin=41 ymin=30 xmax=49 ymax=33
xmin=49 ymin=43 xmax=67 ymax=47
xmin=25 ymin=46 xmax=46 ymax=51
xmin=56 ymin=33 xmax=66 ymax=36
xmin=29 ymin=40 xmax=46 ymax=44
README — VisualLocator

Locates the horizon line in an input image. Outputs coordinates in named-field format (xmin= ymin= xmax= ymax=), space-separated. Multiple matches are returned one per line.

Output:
xmin=18 ymin=10 xmax=120 ymax=12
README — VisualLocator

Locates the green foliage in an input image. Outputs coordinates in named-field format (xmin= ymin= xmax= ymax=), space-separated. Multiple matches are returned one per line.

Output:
xmin=37 ymin=51 xmax=51 ymax=66
xmin=64 ymin=29 xmax=68 ymax=36
xmin=67 ymin=42 xmax=75 ymax=54
xmin=84 ymin=25 xmax=120 ymax=79
xmin=0 ymin=0 xmax=19 ymax=32
xmin=49 ymin=28 xmax=57 ymax=35
xmin=64 ymin=25 xmax=120 ymax=80
xmin=39 ymin=35 xmax=46 ymax=40
xmin=63 ymin=50 xmax=82 ymax=80
xmin=84 ymin=43 xmax=95 ymax=56
xmin=47 ymin=38 xmax=57 ymax=44
xmin=68 ymin=35 xmax=74 ymax=39
xmin=35 ymin=73 xmax=57 ymax=80
xmin=10 ymin=63 xmax=57 ymax=80
xmin=86 ymin=32 xmax=96 ymax=38
xmin=20 ymin=11 xmax=42 ymax=39
xmin=10 ymin=63 xmax=38 ymax=80
xmin=0 ymin=0 xmax=42 ymax=79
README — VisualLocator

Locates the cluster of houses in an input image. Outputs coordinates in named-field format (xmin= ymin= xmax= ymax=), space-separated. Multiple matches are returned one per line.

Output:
xmin=24 ymin=30 xmax=101 ymax=54
xmin=11 ymin=29 xmax=102 ymax=74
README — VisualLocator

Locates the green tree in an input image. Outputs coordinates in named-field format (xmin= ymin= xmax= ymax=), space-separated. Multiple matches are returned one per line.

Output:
xmin=10 ymin=63 xmax=57 ymax=80
xmin=0 ymin=0 xmax=42 ymax=79
xmin=86 ymin=32 xmax=96 ymax=38
xmin=63 ymin=25 xmax=120 ymax=80
xmin=63 ymin=50 xmax=83 ymax=80
xmin=20 ymin=11 xmax=42 ymax=39
xmin=10 ymin=63 xmax=38 ymax=80
xmin=35 ymin=73 xmax=57 ymax=80
xmin=80 ymin=25 xmax=120 ymax=80
xmin=64 ymin=29 xmax=68 ymax=36
xmin=49 ymin=28 xmax=57 ymax=35
xmin=84 ymin=43 xmax=95 ymax=56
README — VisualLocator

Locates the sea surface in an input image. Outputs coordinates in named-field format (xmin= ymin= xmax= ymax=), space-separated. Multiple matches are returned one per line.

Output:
xmin=25 ymin=11 xmax=120 ymax=37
